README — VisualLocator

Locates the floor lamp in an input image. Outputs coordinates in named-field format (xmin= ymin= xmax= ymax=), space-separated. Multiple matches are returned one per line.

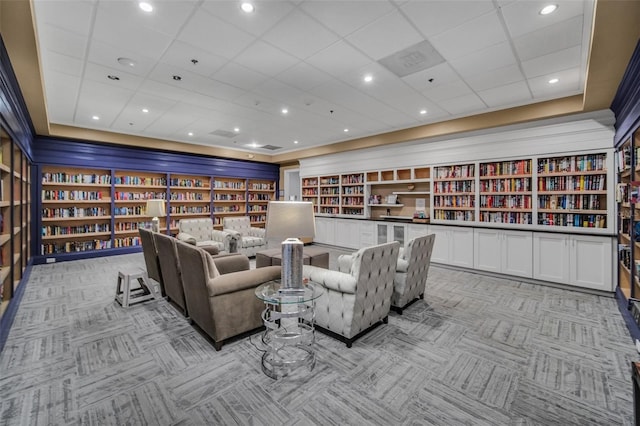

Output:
xmin=145 ymin=199 xmax=166 ymax=233
xmin=265 ymin=201 xmax=316 ymax=292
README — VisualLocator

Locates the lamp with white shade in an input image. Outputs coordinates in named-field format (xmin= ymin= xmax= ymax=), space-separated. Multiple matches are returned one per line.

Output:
xmin=145 ymin=199 xmax=166 ymax=233
xmin=265 ymin=201 xmax=316 ymax=292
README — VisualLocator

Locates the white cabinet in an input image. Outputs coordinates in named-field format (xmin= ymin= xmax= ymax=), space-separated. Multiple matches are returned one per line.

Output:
xmin=407 ymin=223 xmax=430 ymax=241
xmin=376 ymin=221 xmax=407 ymax=248
xmin=360 ymin=221 xmax=375 ymax=247
xmin=533 ymin=233 xmax=613 ymax=291
xmin=314 ymin=217 xmax=335 ymax=245
xmin=334 ymin=218 xmax=360 ymax=249
xmin=474 ymin=229 xmax=533 ymax=278
xmin=429 ymin=225 xmax=474 ymax=268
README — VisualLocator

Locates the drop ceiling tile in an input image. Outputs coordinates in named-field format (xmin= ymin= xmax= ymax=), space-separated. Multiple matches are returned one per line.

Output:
xmin=43 ymin=71 xmax=80 ymax=124
xmin=528 ymin=67 xmax=581 ymax=99
xmin=84 ymin=62 xmax=144 ymax=91
xmin=383 ymin=92 xmax=448 ymax=120
xmin=39 ymin=24 xmax=88 ymax=59
xmin=501 ymin=0 xmax=589 ymax=38
xmin=98 ymin=0 xmax=199 ymax=37
xmin=233 ymin=40 xmax=299 ymax=77
xmin=477 ymin=81 xmax=532 ymax=108
xmin=159 ymin=41 xmax=228 ymax=78
xmin=423 ymin=79 xmax=472 ymax=103
xmin=41 ymin=51 xmax=84 ymax=78
xmin=149 ymin=63 xmax=245 ymax=102
xmin=200 ymin=0 xmax=295 ymax=37
xmin=76 ymin=80 xmax=135 ymax=126
xmin=262 ymin=9 xmax=340 ymax=60
xmin=401 ymin=0 xmax=495 ymax=37
xmin=112 ymin=92 xmax=178 ymax=131
xmin=300 ymin=1 xmax=395 ymax=37
xmin=438 ymin=93 xmax=486 ymax=116
xmin=177 ymin=10 xmax=256 ymax=59
xmin=213 ymin=62 xmax=269 ymax=91
xmin=87 ymin=39 xmax=156 ymax=77
xmin=449 ymin=41 xmax=516 ymax=79
xmin=465 ymin=64 xmax=525 ymax=92
xmin=521 ymin=45 xmax=581 ymax=79
xmin=274 ymin=62 xmax=333 ymax=91
xmin=346 ymin=10 xmax=423 ymax=60
xmin=513 ymin=15 xmax=583 ymax=62
xmin=32 ymin=0 xmax=94 ymax=37
xmin=250 ymin=79 xmax=308 ymax=109
xmin=430 ymin=11 xmax=507 ymax=61
xmin=305 ymin=41 xmax=372 ymax=77
xmin=401 ymin=62 xmax=459 ymax=91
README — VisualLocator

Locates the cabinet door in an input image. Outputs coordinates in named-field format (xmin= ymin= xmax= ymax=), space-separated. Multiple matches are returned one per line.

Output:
xmin=391 ymin=224 xmax=407 ymax=248
xmin=533 ymin=233 xmax=569 ymax=284
xmin=360 ymin=222 xmax=375 ymax=247
xmin=377 ymin=223 xmax=388 ymax=244
xmin=449 ymin=227 xmax=474 ymax=268
xmin=570 ymin=235 xmax=613 ymax=291
xmin=314 ymin=217 xmax=335 ymax=245
xmin=474 ymin=229 xmax=501 ymax=273
xmin=407 ymin=223 xmax=429 ymax=241
xmin=429 ymin=225 xmax=450 ymax=264
xmin=502 ymin=230 xmax=533 ymax=278
xmin=334 ymin=219 xmax=360 ymax=249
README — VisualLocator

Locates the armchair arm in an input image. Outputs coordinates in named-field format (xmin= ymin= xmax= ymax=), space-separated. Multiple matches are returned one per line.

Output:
xmin=207 ymin=265 xmax=281 ymax=296
xmin=211 ymin=229 xmax=238 ymax=252
xmin=337 ymin=254 xmax=355 ymax=273
xmin=212 ymin=253 xmax=249 ymax=275
xmin=303 ymin=265 xmax=357 ymax=294
xmin=248 ymin=227 xmax=266 ymax=238
xmin=396 ymin=257 xmax=410 ymax=273
xmin=176 ymin=232 xmax=197 ymax=245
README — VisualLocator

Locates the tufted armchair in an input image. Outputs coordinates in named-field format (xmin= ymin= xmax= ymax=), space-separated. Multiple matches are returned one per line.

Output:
xmin=392 ymin=234 xmax=436 ymax=314
xmin=177 ymin=218 xmax=237 ymax=254
xmin=138 ymin=227 xmax=165 ymax=297
xmin=303 ymin=241 xmax=400 ymax=347
xmin=222 ymin=216 xmax=267 ymax=257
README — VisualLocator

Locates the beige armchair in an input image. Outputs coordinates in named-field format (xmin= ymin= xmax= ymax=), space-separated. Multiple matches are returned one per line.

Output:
xmin=222 ymin=216 xmax=267 ymax=257
xmin=392 ymin=234 xmax=436 ymax=314
xmin=138 ymin=227 xmax=165 ymax=296
xmin=175 ymin=240 xmax=280 ymax=350
xmin=153 ymin=232 xmax=188 ymax=316
xmin=177 ymin=217 xmax=237 ymax=253
xmin=303 ymin=241 xmax=400 ymax=347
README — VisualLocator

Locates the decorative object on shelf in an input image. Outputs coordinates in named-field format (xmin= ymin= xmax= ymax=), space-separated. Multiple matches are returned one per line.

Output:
xmin=265 ymin=201 xmax=316 ymax=292
xmin=386 ymin=194 xmax=398 ymax=204
xmin=145 ymin=199 xmax=166 ymax=232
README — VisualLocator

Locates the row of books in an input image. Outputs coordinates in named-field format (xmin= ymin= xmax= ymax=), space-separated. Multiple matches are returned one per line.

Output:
xmin=248 ymin=205 xmax=268 ymax=212
xmin=538 ymin=194 xmax=602 ymax=210
xmin=114 ymin=222 xmax=150 ymax=231
xmin=115 ymin=192 xmax=165 ymax=200
xmin=250 ymin=183 xmax=274 ymax=190
xmin=434 ymin=196 xmax=475 ymax=208
xmin=433 ymin=210 xmax=474 ymax=221
xmin=42 ymin=207 xmax=108 ymax=218
xmin=43 ymin=173 xmax=111 ymax=184
xmin=248 ymin=193 xmax=272 ymax=201
xmin=435 ymin=164 xmax=475 ymax=179
xmin=213 ymin=206 xmax=243 ymax=213
xmin=41 ymin=239 xmax=112 ymax=255
xmin=170 ymin=178 xmax=206 ymax=188
xmin=479 ymin=178 xmax=531 ymax=192
xmin=319 ymin=207 xmax=339 ymax=214
xmin=479 ymin=195 xmax=531 ymax=209
xmin=42 ymin=224 xmax=110 ymax=236
xmin=537 ymin=213 xmax=606 ymax=228
xmin=479 ymin=212 xmax=532 ymax=224
xmin=434 ymin=181 xmax=475 ymax=193
xmin=169 ymin=193 xmax=206 ymax=201
xmin=341 ymin=197 xmax=364 ymax=206
xmin=341 ymin=186 xmax=364 ymax=195
xmin=171 ymin=206 xmax=211 ymax=214
xmin=342 ymin=208 xmax=364 ymax=215
xmin=538 ymin=174 xmax=605 ymax=192
xmin=42 ymin=190 xmax=104 ymax=201
xmin=538 ymin=154 xmax=606 ymax=173
xmin=113 ymin=237 xmax=142 ymax=248
xmin=320 ymin=188 xmax=340 ymax=195
xmin=114 ymin=176 xmax=166 ymax=186
xmin=342 ymin=174 xmax=364 ymax=184
xmin=249 ymin=214 xmax=267 ymax=222
xmin=480 ymin=160 xmax=531 ymax=177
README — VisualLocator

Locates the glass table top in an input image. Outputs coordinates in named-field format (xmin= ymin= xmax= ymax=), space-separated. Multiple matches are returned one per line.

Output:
xmin=255 ymin=280 xmax=323 ymax=304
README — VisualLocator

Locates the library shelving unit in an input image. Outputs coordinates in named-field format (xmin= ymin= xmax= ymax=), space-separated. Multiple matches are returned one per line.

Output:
xmin=248 ymin=179 xmax=275 ymax=227
xmin=301 ymin=177 xmax=319 ymax=213
xmin=318 ymin=175 xmax=340 ymax=215
xmin=365 ymin=167 xmax=431 ymax=219
xmin=213 ymin=177 xmax=246 ymax=229
xmin=479 ymin=159 xmax=532 ymax=225
xmin=169 ymin=174 xmax=212 ymax=232
xmin=537 ymin=153 xmax=608 ymax=229
xmin=340 ymin=173 xmax=365 ymax=216
xmin=114 ymin=170 xmax=167 ymax=246
xmin=41 ymin=166 xmax=112 ymax=256
xmin=433 ymin=163 xmax=476 ymax=222
xmin=617 ymin=132 xmax=638 ymax=301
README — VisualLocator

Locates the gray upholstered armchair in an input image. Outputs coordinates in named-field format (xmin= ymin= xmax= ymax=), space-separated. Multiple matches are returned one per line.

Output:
xmin=392 ymin=234 xmax=436 ymax=314
xmin=175 ymin=241 xmax=280 ymax=350
xmin=303 ymin=241 xmax=400 ymax=347
xmin=153 ymin=232 xmax=188 ymax=316
xmin=222 ymin=216 xmax=267 ymax=257
xmin=177 ymin=218 xmax=236 ymax=253
xmin=138 ymin=227 xmax=165 ymax=296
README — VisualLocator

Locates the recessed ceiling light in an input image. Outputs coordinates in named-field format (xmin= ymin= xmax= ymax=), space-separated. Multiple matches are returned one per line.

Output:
xmin=540 ymin=4 xmax=557 ymax=15
xmin=294 ymin=140 xmax=299 ymax=144
xmin=420 ymin=109 xmax=427 ymax=115
xmin=139 ymin=2 xmax=153 ymax=12
xmin=188 ymin=132 xmax=194 ymax=136
xmin=344 ymin=128 xmax=349 ymax=133
xmin=117 ymin=57 xmax=136 ymax=67
xmin=548 ymin=78 xmax=559 ymax=84
xmin=240 ymin=2 xmax=254 ymax=13
xmin=142 ymin=108 xmax=149 ymax=113
xmin=172 ymin=75 xmax=182 ymax=81
xmin=234 ymin=127 xmax=240 ymax=132
xmin=363 ymin=74 xmax=373 ymax=83
xmin=281 ymin=108 xmax=288 ymax=114
xmin=92 ymin=115 xmax=99 ymax=120
xmin=107 ymin=75 xmax=120 ymax=81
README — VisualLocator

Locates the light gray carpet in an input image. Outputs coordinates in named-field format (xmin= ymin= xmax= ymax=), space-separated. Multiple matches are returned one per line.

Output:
xmin=0 ymin=248 xmax=637 ymax=425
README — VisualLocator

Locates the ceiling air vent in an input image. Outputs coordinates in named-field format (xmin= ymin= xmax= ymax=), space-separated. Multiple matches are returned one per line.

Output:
xmin=378 ymin=40 xmax=445 ymax=78
xmin=209 ymin=129 xmax=236 ymax=138
xmin=261 ymin=145 xmax=282 ymax=151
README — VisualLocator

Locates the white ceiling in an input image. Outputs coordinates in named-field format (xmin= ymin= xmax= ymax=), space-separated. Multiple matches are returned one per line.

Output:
xmin=32 ymin=0 xmax=594 ymax=155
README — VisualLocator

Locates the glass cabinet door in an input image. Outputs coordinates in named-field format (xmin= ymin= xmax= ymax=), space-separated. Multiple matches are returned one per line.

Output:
xmin=393 ymin=225 xmax=405 ymax=247
xmin=377 ymin=224 xmax=387 ymax=244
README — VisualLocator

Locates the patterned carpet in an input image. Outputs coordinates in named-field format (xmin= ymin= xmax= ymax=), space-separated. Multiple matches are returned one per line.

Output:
xmin=0 ymin=249 xmax=637 ymax=425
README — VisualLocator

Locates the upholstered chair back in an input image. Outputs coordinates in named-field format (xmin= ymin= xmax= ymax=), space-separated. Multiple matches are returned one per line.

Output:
xmin=178 ymin=218 xmax=214 ymax=242
xmin=223 ymin=216 xmax=251 ymax=235
xmin=153 ymin=232 xmax=187 ymax=316
xmin=138 ymin=227 xmax=164 ymax=296
xmin=392 ymin=234 xmax=435 ymax=312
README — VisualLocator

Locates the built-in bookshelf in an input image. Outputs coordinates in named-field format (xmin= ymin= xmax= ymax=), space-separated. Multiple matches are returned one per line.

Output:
xmin=537 ymin=154 xmax=607 ymax=228
xmin=114 ymin=170 xmax=167 ymax=245
xmin=479 ymin=159 xmax=532 ymax=225
xmin=213 ymin=177 xmax=246 ymax=228
xmin=433 ymin=164 xmax=476 ymax=221
xmin=169 ymin=174 xmax=211 ymax=232
xmin=341 ymin=173 xmax=364 ymax=216
xmin=41 ymin=166 xmax=112 ymax=256
xmin=248 ymin=179 xmax=275 ymax=227
xmin=319 ymin=175 xmax=340 ymax=215
xmin=617 ymin=132 xmax=639 ymax=300
xmin=302 ymin=177 xmax=319 ymax=213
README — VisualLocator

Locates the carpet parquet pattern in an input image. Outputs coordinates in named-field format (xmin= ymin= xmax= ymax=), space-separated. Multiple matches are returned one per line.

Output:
xmin=0 ymin=251 xmax=637 ymax=425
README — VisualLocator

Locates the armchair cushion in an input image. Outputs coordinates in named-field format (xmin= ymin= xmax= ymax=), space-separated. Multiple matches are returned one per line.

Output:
xmin=222 ymin=216 xmax=267 ymax=257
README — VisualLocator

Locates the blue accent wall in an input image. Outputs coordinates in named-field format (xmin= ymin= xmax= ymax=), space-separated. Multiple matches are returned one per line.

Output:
xmin=612 ymin=39 xmax=640 ymax=146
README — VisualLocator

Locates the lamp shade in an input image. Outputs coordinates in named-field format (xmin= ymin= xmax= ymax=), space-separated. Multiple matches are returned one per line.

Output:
xmin=145 ymin=199 xmax=166 ymax=218
xmin=265 ymin=201 xmax=315 ymax=239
